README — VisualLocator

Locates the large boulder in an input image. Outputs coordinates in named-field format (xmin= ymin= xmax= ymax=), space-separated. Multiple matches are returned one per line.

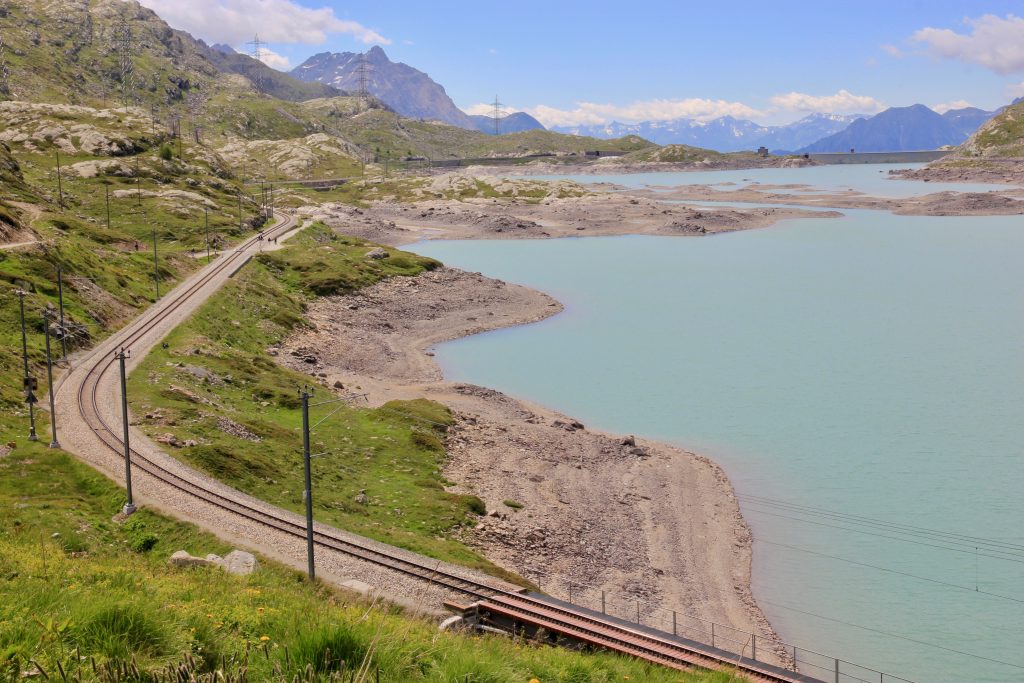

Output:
xmin=223 ymin=550 xmax=259 ymax=575
xmin=168 ymin=548 xmax=259 ymax=575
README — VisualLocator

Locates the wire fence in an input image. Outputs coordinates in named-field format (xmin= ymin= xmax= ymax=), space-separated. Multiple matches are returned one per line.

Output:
xmin=524 ymin=569 xmax=914 ymax=683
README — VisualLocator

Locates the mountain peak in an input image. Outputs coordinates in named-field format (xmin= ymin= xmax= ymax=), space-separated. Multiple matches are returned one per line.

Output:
xmin=796 ymin=103 xmax=991 ymax=153
xmin=291 ymin=49 xmax=476 ymax=128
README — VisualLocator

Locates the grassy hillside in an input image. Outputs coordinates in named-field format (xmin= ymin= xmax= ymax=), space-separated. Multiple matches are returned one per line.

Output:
xmin=205 ymin=49 xmax=342 ymax=103
xmin=126 ymin=223 xmax=529 ymax=583
xmin=0 ymin=0 xmax=218 ymax=108
xmin=959 ymin=99 xmax=1024 ymax=157
xmin=0 ymin=100 xmax=269 ymax=447
xmin=627 ymin=144 xmax=726 ymax=163
xmin=0 ymin=446 xmax=734 ymax=682
xmin=326 ymin=110 xmax=653 ymax=161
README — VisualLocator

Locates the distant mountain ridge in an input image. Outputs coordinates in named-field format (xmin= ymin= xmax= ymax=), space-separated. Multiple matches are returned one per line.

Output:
xmin=796 ymin=104 xmax=996 ymax=153
xmin=290 ymin=47 xmax=544 ymax=135
xmin=469 ymin=112 xmax=546 ymax=135
xmin=198 ymin=41 xmax=341 ymax=102
xmin=552 ymin=113 xmax=863 ymax=152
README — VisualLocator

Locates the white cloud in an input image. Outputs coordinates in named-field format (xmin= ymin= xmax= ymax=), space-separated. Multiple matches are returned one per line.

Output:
xmin=881 ymin=44 xmax=903 ymax=58
xmin=250 ymin=47 xmax=291 ymax=70
xmin=932 ymin=99 xmax=973 ymax=114
xmin=1006 ymin=82 xmax=1024 ymax=99
xmin=770 ymin=89 xmax=885 ymax=114
xmin=464 ymin=103 xmax=499 ymax=116
xmin=518 ymin=98 xmax=762 ymax=128
xmin=133 ymin=0 xmax=390 ymax=46
xmin=912 ymin=14 xmax=1024 ymax=74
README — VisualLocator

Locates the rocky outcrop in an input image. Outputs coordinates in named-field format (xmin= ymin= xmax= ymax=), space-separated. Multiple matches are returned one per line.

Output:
xmin=168 ymin=549 xmax=259 ymax=575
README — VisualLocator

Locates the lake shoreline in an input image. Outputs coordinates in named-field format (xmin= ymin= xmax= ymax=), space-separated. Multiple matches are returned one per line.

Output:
xmin=277 ymin=263 xmax=791 ymax=666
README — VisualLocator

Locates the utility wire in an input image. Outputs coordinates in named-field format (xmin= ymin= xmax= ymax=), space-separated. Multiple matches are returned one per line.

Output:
xmin=757 ymin=598 xmax=1024 ymax=671
xmin=741 ymin=494 xmax=1024 ymax=554
xmin=743 ymin=505 xmax=1024 ymax=565
xmin=758 ymin=538 xmax=1024 ymax=605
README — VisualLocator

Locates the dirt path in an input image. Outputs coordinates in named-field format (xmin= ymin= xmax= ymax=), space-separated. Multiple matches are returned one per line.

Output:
xmin=0 ymin=239 xmax=39 ymax=250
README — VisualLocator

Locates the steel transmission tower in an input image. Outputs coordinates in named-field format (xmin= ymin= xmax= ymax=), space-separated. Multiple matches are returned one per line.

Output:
xmin=0 ymin=35 xmax=10 ymax=97
xmin=246 ymin=35 xmax=267 ymax=94
xmin=355 ymin=52 xmax=373 ymax=98
xmin=114 ymin=14 xmax=135 ymax=111
xmin=490 ymin=95 xmax=507 ymax=136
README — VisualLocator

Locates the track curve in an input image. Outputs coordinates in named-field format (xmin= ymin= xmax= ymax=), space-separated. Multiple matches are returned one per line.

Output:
xmin=58 ymin=210 xmax=813 ymax=683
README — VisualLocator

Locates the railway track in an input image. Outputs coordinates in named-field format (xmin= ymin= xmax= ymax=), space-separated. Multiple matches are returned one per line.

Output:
xmin=67 ymin=210 xmax=815 ymax=683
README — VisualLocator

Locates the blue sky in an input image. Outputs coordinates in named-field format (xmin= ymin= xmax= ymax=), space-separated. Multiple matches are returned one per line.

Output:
xmin=141 ymin=0 xmax=1024 ymax=126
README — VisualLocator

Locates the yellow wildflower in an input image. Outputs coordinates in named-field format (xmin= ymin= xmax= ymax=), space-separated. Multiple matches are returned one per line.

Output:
xmin=257 ymin=607 xmax=265 ymax=614
xmin=260 ymin=635 xmax=271 ymax=642
xmin=529 ymin=679 xmax=541 ymax=683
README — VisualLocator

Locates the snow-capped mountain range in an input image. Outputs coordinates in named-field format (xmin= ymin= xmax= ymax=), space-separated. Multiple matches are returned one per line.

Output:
xmin=552 ymin=113 xmax=864 ymax=152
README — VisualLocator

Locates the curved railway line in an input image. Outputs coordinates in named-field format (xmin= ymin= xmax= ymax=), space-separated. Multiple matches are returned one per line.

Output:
xmin=64 ymin=210 xmax=818 ymax=683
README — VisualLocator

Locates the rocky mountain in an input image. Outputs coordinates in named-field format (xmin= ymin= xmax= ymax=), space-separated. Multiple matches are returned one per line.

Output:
xmin=552 ymin=113 xmax=861 ymax=152
xmin=469 ymin=112 xmax=545 ymax=135
xmin=941 ymin=106 xmax=997 ymax=139
xmin=289 ymin=47 xmax=540 ymax=134
xmin=291 ymin=47 xmax=477 ymax=128
xmin=0 ymin=0 xmax=339 ymax=106
xmin=797 ymin=104 xmax=983 ymax=153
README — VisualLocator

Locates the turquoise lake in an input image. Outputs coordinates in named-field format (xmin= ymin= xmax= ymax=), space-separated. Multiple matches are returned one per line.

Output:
xmin=530 ymin=162 xmax=1021 ymax=198
xmin=410 ymin=169 xmax=1024 ymax=683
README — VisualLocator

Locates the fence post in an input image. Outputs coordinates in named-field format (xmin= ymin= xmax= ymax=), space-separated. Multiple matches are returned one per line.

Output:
xmin=752 ymin=634 xmax=756 ymax=661
xmin=568 ymin=583 xmax=572 ymax=604
xmin=711 ymin=623 xmax=715 ymax=648
xmin=835 ymin=658 xmax=839 ymax=683
xmin=672 ymin=610 xmax=676 ymax=636
xmin=793 ymin=646 xmax=798 ymax=671
xmin=635 ymin=601 xmax=640 ymax=624
xmin=601 ymin=591 xmax=605 ymax=614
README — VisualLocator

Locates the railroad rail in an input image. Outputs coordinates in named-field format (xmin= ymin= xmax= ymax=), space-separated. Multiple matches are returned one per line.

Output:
xmin=68 ymin=210 xmax=820 ymax=682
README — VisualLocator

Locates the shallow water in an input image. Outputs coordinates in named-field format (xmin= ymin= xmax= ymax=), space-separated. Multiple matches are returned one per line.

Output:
xmin=410 ymin=201 xmax=1024 ymax=682
xmin=528 ymin=162 xmax=1019 ymax=198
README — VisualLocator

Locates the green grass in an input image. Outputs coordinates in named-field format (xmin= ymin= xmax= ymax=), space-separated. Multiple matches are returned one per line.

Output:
xmin=967 ymin=101 xmax=1024 ymax=157
xmin=0 ymin=113 xmax=270 ymax=449
xmin=126 ymin=223 xmax=530 ymax=585
xmin=0 ymin=447 xmax=737 ymax=682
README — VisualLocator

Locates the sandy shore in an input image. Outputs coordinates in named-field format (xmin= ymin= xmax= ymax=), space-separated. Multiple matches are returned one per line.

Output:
xmin=278 ymin=266 xmax=788 ymax=665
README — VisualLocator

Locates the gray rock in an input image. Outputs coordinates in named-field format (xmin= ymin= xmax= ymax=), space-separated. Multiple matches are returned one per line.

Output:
xmin=366 ymin=247 xmax=389 ymax=260
xmin=169 ymin=550 xmax=218 ymax=568
xmin=222 ymin=550 xmax=259 ymax=575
